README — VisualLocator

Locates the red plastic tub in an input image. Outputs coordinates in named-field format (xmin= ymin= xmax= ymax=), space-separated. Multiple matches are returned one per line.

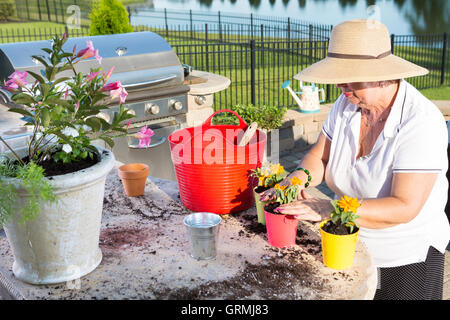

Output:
xmin=168 ymin=109 xmax=266 ymax=214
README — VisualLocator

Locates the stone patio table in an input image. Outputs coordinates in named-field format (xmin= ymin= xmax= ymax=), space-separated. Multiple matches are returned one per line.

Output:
xmin=0 ymin=163 xmax=377 ymax=300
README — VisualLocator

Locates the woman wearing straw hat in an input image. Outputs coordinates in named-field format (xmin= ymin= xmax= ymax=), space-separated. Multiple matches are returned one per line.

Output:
xmin=261 ymin=19 xmax=450 ymax=300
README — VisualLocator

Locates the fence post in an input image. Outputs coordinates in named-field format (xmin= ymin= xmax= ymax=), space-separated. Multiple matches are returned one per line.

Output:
xmin=59 ymin=0 xmax=64 ymax=24
xmin=309 ymin=24 xmax=313 ymax=64
xmin=287 ymin=17 xmax=290 ymax=42
xmin=25 ymin=1 xmax=30 ymax=20
xmin=164 ymin=8 xmax=169 ymax=38
xmin=205 ymin=24 xmax=209 ymax=71
xmin=250 ymin=13 xmax=254 ymax=39
xmin=218 ymin=11 xmax=222 ymax=42
xmin=45 ymin=0 xmax=51 ymax=21
xmin=190 ymin=10 xmax=193 ymax=40
xmin=250 ymin=39 xmax=256 ymax=106
xmin=390 ymin=34 xmax=395 ymax=54
xmin=260 ymin=24 xmax=264 ymax=42
xmin=441 ymin=32 xmax=448 ymax=85
xmin=37 ymin=0 xmax=42 ymax=21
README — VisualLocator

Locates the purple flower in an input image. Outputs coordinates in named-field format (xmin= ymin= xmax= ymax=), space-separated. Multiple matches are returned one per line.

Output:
xmin=135 ymin=126 xmax=154 ymax=148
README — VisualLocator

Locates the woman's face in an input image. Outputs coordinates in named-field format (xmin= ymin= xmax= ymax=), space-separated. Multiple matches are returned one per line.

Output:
xmin=336 ymin=82 xmax=381 ymax=107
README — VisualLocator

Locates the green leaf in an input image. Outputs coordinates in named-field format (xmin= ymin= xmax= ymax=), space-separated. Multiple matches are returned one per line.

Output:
xmin=85 ymin=117 xmax=102 ymax=132
xmin=52 ymin=77 xmax=71 ymax=87
xmin=27 ymin=70 xmax=46 ymax=84
xmin=40 ymin=83 xmax=51 ymax=97
xmin=40 ymin=108 xmax=50 ymax=128
xmin=8 ymin=107 xmax=33 ymax=117
xmin=31 ymin=55 xmax=49 ymax=68
xmin=100 ymin=136 xmax=114 ymax=148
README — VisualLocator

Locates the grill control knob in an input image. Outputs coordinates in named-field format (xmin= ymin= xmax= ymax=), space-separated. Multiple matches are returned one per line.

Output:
xmin=145 ymin=103 xmax=159 ymax=115
xmin=169 ymin=99 xmax=183 ymax=111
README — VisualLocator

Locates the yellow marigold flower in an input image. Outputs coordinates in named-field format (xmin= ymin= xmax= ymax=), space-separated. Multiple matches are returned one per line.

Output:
xmin=290 ymin=177 xmax=303 ymax=186
xmin=259 ymin=176 xmax=267 ymax=186
xmin=270 ymin=163 xmax=284 ymax=175
xmin=337 ymin=195 xmax=361 ymax=213
xmin=274 ymin=184 xmax=287 ymax=191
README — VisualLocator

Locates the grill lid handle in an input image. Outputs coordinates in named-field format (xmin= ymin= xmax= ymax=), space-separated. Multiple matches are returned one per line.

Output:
xmin=122 ymin=74 xmax=177 ymax=90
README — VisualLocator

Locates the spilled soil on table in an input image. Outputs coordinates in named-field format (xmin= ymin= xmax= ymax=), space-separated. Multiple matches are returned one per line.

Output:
xmin=150 ymin=212 xmax=329 ymax=299
xmin=153 ymin=256 xmax=328 ymax=300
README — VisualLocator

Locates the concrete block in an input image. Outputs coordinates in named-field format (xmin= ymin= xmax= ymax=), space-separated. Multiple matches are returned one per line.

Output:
xmin=303 ymin=122 xmax=319 ymax=134
xmin=306 ymin=132 xmax=320 ymax=145
xmin=186 ymin=107 xmax=214 ymax=127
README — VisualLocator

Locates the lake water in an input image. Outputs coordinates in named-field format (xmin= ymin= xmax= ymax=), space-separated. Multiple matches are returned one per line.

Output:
xmin=134 ymin=0 xmax=450 ymax=36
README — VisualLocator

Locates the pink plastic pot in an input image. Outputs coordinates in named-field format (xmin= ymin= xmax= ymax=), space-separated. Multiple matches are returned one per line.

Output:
xmin=264 ymin=206 xmax=299 ymax=248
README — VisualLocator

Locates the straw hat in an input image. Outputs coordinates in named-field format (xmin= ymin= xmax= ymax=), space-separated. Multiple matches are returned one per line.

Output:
xmin=294 ymin=19 xmax=428 ymax=84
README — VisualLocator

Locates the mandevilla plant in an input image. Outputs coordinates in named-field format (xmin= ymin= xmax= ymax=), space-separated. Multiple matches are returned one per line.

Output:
xmin=0 ymin=33 xmax=151 ymax=224
xmin=1 ymin=33 xmax=134 ymax=164
xmin=329 ymin=196 xmax=361 ymax=233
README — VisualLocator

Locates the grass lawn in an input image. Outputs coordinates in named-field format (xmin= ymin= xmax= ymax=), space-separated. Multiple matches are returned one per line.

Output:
xmin=0 ymin=21 xmax=448 ymax=107
xmin=419 ymin=86 xmax=450 ymax=100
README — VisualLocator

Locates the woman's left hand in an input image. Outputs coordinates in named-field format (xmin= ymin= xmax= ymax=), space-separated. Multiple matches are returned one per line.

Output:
xmin=274 ymin=189 xmax=332 ymax=222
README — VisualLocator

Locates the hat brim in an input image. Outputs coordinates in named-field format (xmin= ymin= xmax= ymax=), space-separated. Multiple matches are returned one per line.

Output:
xmin=293 ymin=54 xmax=429 ymax=84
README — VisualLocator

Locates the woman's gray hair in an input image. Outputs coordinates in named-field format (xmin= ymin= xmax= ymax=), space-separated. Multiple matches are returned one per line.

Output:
xmin=381 ymin=79 xmax=400 ymax=87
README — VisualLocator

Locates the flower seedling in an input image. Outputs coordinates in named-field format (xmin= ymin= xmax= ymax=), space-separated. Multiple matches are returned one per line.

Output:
xmin=251 ymin=162 xmax=286 ymax=192
xmin=327 ymin=196 xmax=361 ymax=234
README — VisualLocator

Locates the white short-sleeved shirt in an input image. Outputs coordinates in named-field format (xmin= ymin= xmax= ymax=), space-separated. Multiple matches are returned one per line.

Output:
xmin=322 ymin=79 xmax=450 ymax=268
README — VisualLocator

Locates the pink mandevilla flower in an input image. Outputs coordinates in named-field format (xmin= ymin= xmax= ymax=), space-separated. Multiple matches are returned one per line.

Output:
xmin=87 ymin=71 xmax=99 ymax=82
xmin=135 ymin=126 xmax=154 ymax=148
xmin=102 ymin=81 xmax=128 ymax=104
xmin=110 ymin=85 xmax=128 ymax=104
xmin=101 ymin=82 xmax=120 ymax=92
xmin=77 ymin=40 xmax=102 ymax=64
xmin=103 ymin=67 xmax=114 ymax=81
xmin=3 ymin=71 xmax=28 ymax=91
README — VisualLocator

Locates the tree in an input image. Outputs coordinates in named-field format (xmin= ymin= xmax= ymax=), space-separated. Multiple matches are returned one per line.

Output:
xmin=89 ymin=0 xmax=133 ymax=36
xmin=0 ymin=0 xmax=16 ymax=22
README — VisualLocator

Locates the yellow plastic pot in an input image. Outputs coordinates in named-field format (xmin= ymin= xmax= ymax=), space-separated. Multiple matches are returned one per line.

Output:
xmin=319 ymin=219 xmax=360 ymax=270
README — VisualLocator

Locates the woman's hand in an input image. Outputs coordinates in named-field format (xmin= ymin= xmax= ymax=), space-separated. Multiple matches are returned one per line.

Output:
xmin=273 ymin=189 xmax=332 ymax=222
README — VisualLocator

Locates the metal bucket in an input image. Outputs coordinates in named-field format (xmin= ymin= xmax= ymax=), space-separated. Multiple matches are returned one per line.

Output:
xmin=183 ymin=212 xmax=222 ymax=260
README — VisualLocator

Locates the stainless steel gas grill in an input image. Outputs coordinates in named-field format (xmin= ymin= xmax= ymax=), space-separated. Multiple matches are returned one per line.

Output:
xmin=0 ymin=32 xmax=190 ymax=181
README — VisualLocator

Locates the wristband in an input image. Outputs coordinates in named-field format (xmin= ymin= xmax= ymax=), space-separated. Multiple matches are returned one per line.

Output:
xmin=295 ymin=167 xmax=311 ymax=188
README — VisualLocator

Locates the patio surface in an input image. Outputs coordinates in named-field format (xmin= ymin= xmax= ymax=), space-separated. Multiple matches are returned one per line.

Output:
xmin=1 ymin=101 xmax=450 ymax=300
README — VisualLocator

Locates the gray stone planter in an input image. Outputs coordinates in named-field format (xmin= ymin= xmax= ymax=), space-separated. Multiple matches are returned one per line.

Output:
xmin=2 ymin=147 xmax=115 ymax=284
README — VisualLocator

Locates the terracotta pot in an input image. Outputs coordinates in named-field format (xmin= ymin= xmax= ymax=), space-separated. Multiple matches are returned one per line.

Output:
xmin=264 ymin=204 xmax=298 ymax=248
xmin=319 ymin=219 xmax=360 ymax=270
xmin=118 ymin=163 xmax=149 ymax=197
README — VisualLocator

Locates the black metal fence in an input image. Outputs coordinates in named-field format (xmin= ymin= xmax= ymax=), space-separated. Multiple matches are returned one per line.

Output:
xmin=0 ymin=25 xmax=89 ymax=43
xmin=130 ymin=8 xmax=333 ymax=41
xmin=0 ymin=4 xmax=449 ymax=109
xmin=13 ymin=0 xmax=91 ymax=26
xmin=172 ymin=33 xmax=450 ymax=110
